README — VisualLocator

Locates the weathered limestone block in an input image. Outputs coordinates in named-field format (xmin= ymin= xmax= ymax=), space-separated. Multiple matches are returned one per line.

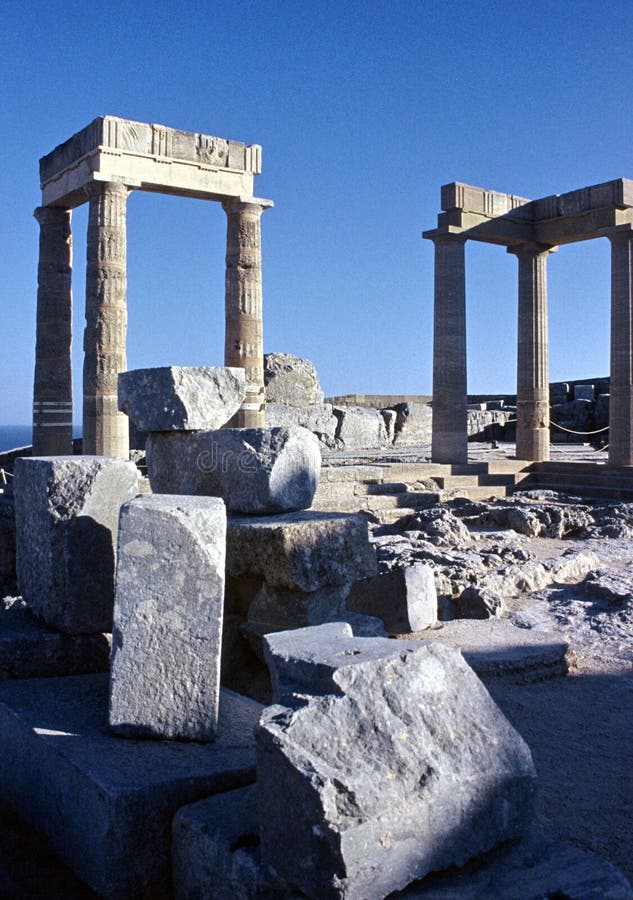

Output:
xmin=265 ymin=401 xmax=338 ymax=448
xmin=346 ymin=562 xmax=437 ymax=633
xmin=333 ymin=406 xmax=388 ymax=449
xmin=391 ymin=402 xmax=433 ymax=446
xmin=226 ymin=511 xmax=377 ymax=592
xmin=248 ymin=581 xmax=352 ymax=631
xmin=14 ymin=456 xmax=139 ymax=634
xmin=109 ymin=494 xmax=226 ymax=741
xmin=264 ymin=352 xmax=324 ymax=406
xmin=118 ymin=365 xmax=245 ymax=431
xmin=147 ymin=426 xmax=320 ymax=514
xmin=258 ymin=624 xmax=536 ymax=898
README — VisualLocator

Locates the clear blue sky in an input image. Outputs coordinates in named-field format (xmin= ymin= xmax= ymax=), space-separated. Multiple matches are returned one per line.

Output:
xmin=1 ymin=0 xmax=631 ymax=425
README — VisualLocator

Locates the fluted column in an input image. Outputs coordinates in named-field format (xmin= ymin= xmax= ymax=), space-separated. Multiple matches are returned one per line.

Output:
xmin=608 ymin=230 xmax=633 ymax=466
xmin=223 ymin=197 xmax=272 ymax=427
xmin=83 ymin=182 xmax=129 ymax=457
xmin=510 ymin=242 xmax=554 ymax=462
xmin=32 ymin=207 xmax=74 ymax=455
xmin=430 ymin=233 xmax=468 ymax=463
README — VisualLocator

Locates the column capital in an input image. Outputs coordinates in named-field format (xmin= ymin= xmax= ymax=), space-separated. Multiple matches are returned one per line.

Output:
xmin=222 ymin=195 xmax=274 ymax=216
xmin=34 ymin=205 xmax=71 ymax=224
xmin=83 ymin=180 xmax=130 ymax=202
xmin=606 ymin=226 xmax=633 ymax=246
xmin=422 ymin=227 xmax=467 ymax=245
xmin=507 ymin=241 xmax=557 ymax=257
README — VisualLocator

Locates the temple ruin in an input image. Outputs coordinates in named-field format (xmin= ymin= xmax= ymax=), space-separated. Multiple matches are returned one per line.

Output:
xmin=424 ymin=179 xmax=633 ymax=467
xmin=32 ymin=116 xmax=273 ymax=458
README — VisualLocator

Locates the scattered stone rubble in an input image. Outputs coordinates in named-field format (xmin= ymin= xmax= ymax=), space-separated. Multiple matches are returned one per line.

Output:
xmin=1 ymin=363 xmax=632 ymax=896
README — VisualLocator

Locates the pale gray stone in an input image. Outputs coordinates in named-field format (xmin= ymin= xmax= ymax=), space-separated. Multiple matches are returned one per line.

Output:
xmin=147 ymin=426 xmax=321 ymax=514
xmin=109 ymin=494 xmax=226 ymax=741
xmin=0 ymin=673 xmax=261 ymax=899
xmin=391 ymin=402 xmax=433 ymax=446
xmin=346 ymin=562 xmax=438 ymax=633
xmin=248 ymin=581 xmax=352 ymax=631
xmin=258 ymin=628 xmax=536 ymax=898
xmin=264 ymin=352 xmax=324 ymax=406
xmin=14 ymin=456 xmax=139 ymax=634
xmin=226 ymin=511 xmax=377 ymax=591
xmin=333 ymin=406 xmax=388 ymax=449
xmin=265 ymin=401 xmax=338 ymax=447
xmin=118 ymin=365 xmax=246 ymax=431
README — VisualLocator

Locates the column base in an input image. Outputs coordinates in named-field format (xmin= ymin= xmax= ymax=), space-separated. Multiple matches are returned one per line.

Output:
xmin=516 ymin=428 xmax=550 ymax=462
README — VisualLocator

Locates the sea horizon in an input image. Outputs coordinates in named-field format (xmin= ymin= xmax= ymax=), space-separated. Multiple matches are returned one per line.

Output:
xmin=0 ymin=425 xmax=82 ymax=454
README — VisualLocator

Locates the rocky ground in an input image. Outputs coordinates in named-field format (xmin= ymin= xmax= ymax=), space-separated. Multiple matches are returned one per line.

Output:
xmin=0 ymin=457 xmax=632 ymax=895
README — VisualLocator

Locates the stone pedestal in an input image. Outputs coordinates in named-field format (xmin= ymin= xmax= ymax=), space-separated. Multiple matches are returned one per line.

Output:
xmin=223 ymin=198 xmax=272 ymax=427
xmin=510 ymin=243 xmax=553 ymax=462
xmin=430 ymin=233 xmax=468 ymax=464
xmin=609 ymin=230 xmax=633 ymax=466
xmin=33 ymin=207 xmax=73 ymax=456
xmin=83 ymin=181 xmax=129 ymax=458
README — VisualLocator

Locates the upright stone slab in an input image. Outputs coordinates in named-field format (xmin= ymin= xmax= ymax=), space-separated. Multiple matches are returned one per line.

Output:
xmin=346 ymin=563 xmax=438 ymax=633
xmin=257 ymin=624 xmax=536 ymax=899
xmin=118 ymin=365 xmax=246 ymax=431
xmin=109 ymin=494 xmax=226 ymax=741
xmin=147 ymin=426 xmax=321 ymax=514
xmin=14 ymin=456 xmax=139 ymax=634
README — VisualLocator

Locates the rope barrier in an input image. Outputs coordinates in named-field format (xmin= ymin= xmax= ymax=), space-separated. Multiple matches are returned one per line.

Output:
xmin=549 ymin=422 xmax=609 ymax=436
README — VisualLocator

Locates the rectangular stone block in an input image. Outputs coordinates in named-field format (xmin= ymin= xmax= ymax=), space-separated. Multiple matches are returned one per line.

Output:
xmin=0 ymin=674 xmax=261 ymax=898
xmin=110 ymin=494 xmax=226 ymax=741
xmin=226 ymin=511 xmax=377 ymax=591
xmin=14 ymin=457 xmax=139 ymax=634
xmin=346 ymin=563 xmax=437 ymax=633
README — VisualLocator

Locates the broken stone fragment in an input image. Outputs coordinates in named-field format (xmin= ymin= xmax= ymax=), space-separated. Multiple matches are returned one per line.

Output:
xmin=147 ymin=426 xmax=321 ymax=514
xmin=109 ymin=494 xmax=226 ymax=741
xmin=346 ymin=562 xmax=438 ymax=633
xmin=257 ymin=624 xmax=536 ymax=898
xmin=264 ymin=352 xmax=325 ymax=406
xmin=13 ymin=456 xmax=139 ymax=634
xmin=118 ymin=365 xmax=246 ymax=431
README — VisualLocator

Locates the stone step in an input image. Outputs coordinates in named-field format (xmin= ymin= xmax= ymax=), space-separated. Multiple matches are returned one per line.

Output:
xmin=311 ymin=492 xmax=440 ymax=513
xmin=530 ymin=471 xmax=633 ymax=490
xmin=437 ymin=484 xmax=510 ymax=501
xmin=520 ymin=480 xmax=633 ymax=501
xmin=319 ymin=465 xmax=384 ymax=484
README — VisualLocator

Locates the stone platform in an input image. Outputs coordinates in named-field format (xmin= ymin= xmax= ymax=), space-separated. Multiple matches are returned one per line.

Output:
xmin=0 ymin=673 xmax=261 ymax=898
xmin=0 ymin=599 xmax=111 ymax=679
xmin=395 ymin=618 xmax=571 ymax=682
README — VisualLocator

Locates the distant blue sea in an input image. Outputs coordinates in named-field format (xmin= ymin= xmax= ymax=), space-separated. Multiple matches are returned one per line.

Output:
xmin=0 ymin=425 xmax=82 ymax=453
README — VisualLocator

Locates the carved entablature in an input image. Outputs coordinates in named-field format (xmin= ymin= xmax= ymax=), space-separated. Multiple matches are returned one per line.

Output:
xmin=426 ymin=178 xmax=633 ymax=248
xmin=40 ymin=116 xmax=263 ymax=208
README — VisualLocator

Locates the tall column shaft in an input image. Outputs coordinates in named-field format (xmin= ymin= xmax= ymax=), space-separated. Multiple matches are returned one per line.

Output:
xmin=512 ymin=243 xmax=552 ymax=462
xmin=223 ymin=198 xmax=270 ymax=428
xmin=609 ymin=231 xmax=633 ymax=466
xmin=431 ymin=234 xmax=468 ymax=463
xmin=33 ymin=207 xmax=74 ymax=455
xmin=83 ymin=182 xmax=129 ymax=458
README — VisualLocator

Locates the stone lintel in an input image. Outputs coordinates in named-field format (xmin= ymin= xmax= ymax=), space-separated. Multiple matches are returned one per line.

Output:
xmin=441 ymin=182 xmax=532 ymax=218
xmin=436 ymin=211 xmax=536 ymax=247
xmin=535 ymin=208 xmax=633 ymax=246
xmin=40 ymin=115 xmax=262 ymax=208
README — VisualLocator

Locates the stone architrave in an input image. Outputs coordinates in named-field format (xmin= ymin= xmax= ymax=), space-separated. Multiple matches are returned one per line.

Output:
xmin=109 ymin=494 xmax=226 ymax=741
xmin=32 ymin=207 xmax=74 ymax=456
xmin=83 ymin=181 xmax=130 ymax=459
xmin=510 ymin=242 xmax=554 ymax=462
xmin=609 ymin=230 xmax=633 ymax=466
xmin=118 ymin=366 xmax=246 ymax=431
xmin=430 ymin=233 xmax=468 ymax=464
xmin=13 ymin=456 xmax=139 ymax=634
xmin=257 ymin=624 xmax=536 ymax=898
xmin=146 ymin=426 xmax=320 ymax=514
xmin=223 ymin=197 xmax=273 ymax=428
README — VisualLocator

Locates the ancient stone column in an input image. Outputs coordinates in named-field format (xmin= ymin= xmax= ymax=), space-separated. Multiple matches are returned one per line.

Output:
xmin=223 ymin=197 xmax=272 ymax=427
xmin=608 ymin=230 xmax=633 ymax=466
xmin=510 ymin=243 xmax=553 ymax=462
xmin=83 ymin=182 xmax=129 ymax=458
xmin=32 ymin=206 xmax=74 ymax=455
xmin=430 ymin=233 xmax=468 ymax=464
